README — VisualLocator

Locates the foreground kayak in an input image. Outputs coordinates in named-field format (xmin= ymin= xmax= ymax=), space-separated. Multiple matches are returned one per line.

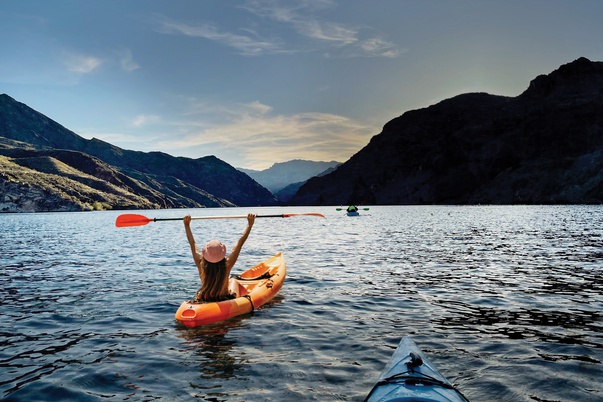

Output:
xmin=365 ymin=336 xmax=469 ymax=402
xmin=175 ymin=253 xmax=286 ymax=327
xmin=347 ymin=211 xmax=360 ymax=216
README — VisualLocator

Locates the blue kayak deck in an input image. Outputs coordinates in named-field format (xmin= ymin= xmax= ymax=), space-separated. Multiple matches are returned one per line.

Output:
xmin=365 ymin=336 xmax=469 ymax=402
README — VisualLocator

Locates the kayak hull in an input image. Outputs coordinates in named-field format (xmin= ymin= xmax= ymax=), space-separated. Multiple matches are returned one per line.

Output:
xmin=365 ymin=336 xmax=468 ymax=402
xmin=347 ymin=211 xmax=360 ymax=216
xmin=175 ymin=252 xmax=286 ymax=327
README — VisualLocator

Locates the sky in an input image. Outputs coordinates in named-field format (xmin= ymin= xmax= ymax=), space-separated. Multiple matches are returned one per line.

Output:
xmin=1 ymin=1 xmax=602 ymax=170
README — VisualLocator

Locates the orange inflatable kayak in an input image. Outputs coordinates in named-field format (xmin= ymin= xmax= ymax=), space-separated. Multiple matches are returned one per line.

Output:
xmin=175 ymin=252 xmax=286 ymax=327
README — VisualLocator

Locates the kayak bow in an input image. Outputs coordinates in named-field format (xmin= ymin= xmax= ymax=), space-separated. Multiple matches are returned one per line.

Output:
xmin=365 ymin=336 xmax=469 ymax=402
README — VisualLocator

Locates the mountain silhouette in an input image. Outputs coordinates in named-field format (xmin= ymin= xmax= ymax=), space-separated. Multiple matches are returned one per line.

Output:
xmin=290 ymin=57 xmax=603 ymax=205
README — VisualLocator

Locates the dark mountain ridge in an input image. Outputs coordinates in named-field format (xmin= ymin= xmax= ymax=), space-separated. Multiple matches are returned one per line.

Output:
xmin=290 ymin=57 xmax=603 ymax=205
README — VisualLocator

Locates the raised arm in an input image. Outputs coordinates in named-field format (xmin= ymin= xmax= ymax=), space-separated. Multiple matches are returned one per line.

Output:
xmin=183 ymin=215 xmax=203 ymax=269
xmin=226 ymin=213 xmax=256 ymax=270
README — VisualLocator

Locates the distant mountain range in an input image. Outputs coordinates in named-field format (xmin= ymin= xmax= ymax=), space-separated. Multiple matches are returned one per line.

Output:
xmin=291 ymin=57 xmax=603 ymax=205
xmin=274 ymin=165 xmax=339 ymax=203
xmin=239 ymin=160 xmax=340 ymax=202
xmin=2 ymin=57 xmax=602 ymax=212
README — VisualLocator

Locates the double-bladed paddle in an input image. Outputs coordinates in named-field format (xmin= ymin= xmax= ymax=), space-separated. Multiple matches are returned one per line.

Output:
xmin=115 ymin=212 xmax=325 ymax=228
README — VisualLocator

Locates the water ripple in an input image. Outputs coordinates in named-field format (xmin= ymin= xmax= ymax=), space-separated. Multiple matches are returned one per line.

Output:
xmin=1 ymin=206 xmax=602 ymax=401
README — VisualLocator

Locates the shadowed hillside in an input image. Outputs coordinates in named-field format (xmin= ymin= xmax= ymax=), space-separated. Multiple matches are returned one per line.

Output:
xmin=0 ymin=94 xmax=277 ymax=212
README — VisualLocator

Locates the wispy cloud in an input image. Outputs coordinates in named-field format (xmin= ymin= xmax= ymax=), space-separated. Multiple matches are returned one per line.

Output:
xmin=359 ymin=37 xmax=402 ymax=58
xmin=154 ymin=15 xmax=283 ymax=56
xmin=245 ymin=0 xmax=357 ymax=45
xmin=131 ymin=114 xmax=160 ymax=127
xmin=118 ymin=48 xmax=140 ymax=72
xmin=156 ymin=99 xmax=374 ymax=169
xmin=63 ymin=52 xmax=103 ymax=74
xmin=297 ymin=20 xmax=358 ymax=45
xmin=152 ymin=0 xmax=400 ymax=58
xmin=243 ymin=0 xmax=400 ymax=57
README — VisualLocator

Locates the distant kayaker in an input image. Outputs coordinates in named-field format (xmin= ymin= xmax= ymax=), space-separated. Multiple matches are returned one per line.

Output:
xmin=183 ymin=213 xmax=256 ymax=302
xmin=347 ymin=205 xmax=358 ymax=213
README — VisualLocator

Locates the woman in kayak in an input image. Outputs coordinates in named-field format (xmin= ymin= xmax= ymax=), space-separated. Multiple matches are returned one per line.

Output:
xmin=183 ymin=213 xmax=256 ymax=302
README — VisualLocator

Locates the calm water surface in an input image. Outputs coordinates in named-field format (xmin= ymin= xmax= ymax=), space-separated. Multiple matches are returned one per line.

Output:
xmin=1 ymin=206 xmax=602 ymax=401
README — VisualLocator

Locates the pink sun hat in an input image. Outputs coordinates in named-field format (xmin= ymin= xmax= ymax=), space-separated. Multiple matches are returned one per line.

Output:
xmin=202 ymin=240 xmax=227 ymax=263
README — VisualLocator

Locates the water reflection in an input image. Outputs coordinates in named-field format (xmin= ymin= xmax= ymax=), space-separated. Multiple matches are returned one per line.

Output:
xmin=173 ymin=297 xmax=284 ymax=400
xmin=175 ymin=318 xmax=246 ymax=381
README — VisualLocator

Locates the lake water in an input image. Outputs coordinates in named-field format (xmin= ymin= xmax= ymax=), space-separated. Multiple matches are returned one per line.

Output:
xmin=1 ymin=205 xmax=602 ymax=401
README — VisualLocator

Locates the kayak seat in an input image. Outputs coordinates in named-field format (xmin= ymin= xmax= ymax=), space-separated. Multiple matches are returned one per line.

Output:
xmin=230 ymin=271 xmax=272 ymax=281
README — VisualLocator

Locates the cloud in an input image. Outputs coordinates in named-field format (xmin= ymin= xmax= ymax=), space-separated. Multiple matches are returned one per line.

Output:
xmin=244 ymin=0 xmax=358 ymax=46
xmin=297 ymin=20 xmax=358 ymax=45
xmin=152 ymin=1 xmax=401 ymax=58
xmin=359 ymin=37 xmax=402 ymax=58
xmin=63 ymin=52 xmax=103 ymax=74
xmin=154 ymin=15 xmax=282 ymax=56
xmin=244 ymin=100 xmax=273 ymax=114
xmin=157 ymin=99 xmax=375 ymax=169
xmin=118 ymin=48 xmax=140 ymax=72
xmin=243 ymin=0 xmax=401 ymax=58
xmin=131 ymin=114 xmax=160 ymax=127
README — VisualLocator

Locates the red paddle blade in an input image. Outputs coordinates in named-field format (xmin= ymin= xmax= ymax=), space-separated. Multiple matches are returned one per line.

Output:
xmin=115 ymin=214 xmax=154 ymax=227
xmin=282 ymin=213 xmax=325 ymax=218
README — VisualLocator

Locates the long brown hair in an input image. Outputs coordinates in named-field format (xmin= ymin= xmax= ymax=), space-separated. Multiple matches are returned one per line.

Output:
xmin=196 ymin=258 xmax=228 ymax=302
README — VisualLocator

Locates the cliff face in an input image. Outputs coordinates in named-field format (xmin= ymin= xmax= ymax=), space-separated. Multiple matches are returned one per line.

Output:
xmin=0 ymin=95 xmax=277 ymax=212
xmin=290 ymin=57 xmax=603 ymax=205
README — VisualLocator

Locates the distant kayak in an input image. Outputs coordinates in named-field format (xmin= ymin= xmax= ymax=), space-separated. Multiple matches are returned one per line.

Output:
xmin=175 ymin=253 xmax=286 ymax=327
xmin=336 ymin=206 xmax=368 ymax=216
xmin=365 ymin=336 xmax=469 ymax=402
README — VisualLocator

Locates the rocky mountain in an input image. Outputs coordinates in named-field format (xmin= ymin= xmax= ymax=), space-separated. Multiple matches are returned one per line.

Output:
xmin=0 ymin=149 xmax=162 ymax=212
xmin=290 ymin=57 xmax=603 ymax=205
xmin=0 ymin=94 xmax=277 ymax=212
xmin=238 ymin=160 xmax=341 ymax=193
